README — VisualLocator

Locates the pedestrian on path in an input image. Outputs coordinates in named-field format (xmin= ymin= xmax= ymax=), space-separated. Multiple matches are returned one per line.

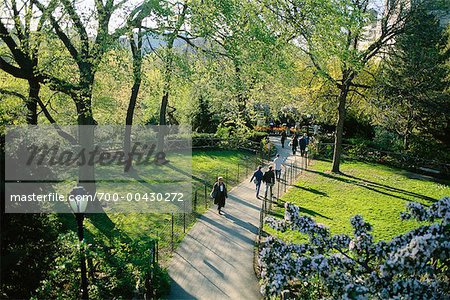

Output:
xmin=211 ymin=176 xmax=227 ymax=215
xmin=280 ymin=131 xmax=287 ymax=148
xmin=250 ymin=166 xmax=264 ymax=198
xmin=299 ymin=133 xmax=307 ymax=157
xmin=273 ymin=154 xmax=285 ymax=181
xmin=290 ymin=134 xmax=298 ymax=155
xmin=263 ymin=166 xmax=275 ymax=199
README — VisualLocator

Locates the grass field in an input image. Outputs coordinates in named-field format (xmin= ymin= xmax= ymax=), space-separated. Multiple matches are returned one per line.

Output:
xmin=266 ymin=159 xmax=450 ymax=242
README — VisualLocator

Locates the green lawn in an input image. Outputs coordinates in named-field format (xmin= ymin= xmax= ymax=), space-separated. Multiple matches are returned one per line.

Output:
xmin=267 ymin=159 xmax=450 ymax=242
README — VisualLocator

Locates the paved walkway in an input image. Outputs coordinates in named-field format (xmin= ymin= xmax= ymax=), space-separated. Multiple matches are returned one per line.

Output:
xmin=167 ymin=137 xmax=304 ymax=300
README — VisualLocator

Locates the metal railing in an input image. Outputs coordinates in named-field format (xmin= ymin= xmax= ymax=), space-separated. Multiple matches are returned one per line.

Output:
xmin=257 ymin=148 xmax=314 ymax=249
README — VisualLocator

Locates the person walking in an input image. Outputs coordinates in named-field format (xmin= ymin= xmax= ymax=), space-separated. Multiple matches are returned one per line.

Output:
xmin=250 ymin=166 xmax=264 ymax=198
xmin=280 ymin=131 xmax=287 ymax=148
xmin=290 ymin=134 xmax=298 ymax=155
xmin=263 ymin=166 xmax=275 ymax=199
xmin=273 ymin=154 xmax=285 ymax=181
xmin=211 ymin=176 xmax=227 ymax=215
xmin=299 ymin=133 xmax=307 ymax=157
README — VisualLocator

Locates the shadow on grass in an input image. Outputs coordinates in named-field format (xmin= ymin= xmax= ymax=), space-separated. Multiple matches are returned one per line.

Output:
xmin=292 ymin=185 xmax=328 ymax=197
xmin=58 ymin=212 xmax=120 ymax=239
xmin=87 ymin=213 xmax=132 ymax=243
xmin=267 ymin=206 xmax=332 ymax=220
xmin=165 ymin=163 xmax=210 ymax=185
xmin=304 ymin=169 xmax=436 ymax=203
xmin=298 ymin=207 xmax=332 ymax=220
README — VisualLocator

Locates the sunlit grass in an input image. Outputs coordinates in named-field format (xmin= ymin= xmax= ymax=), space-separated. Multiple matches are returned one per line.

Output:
xmin=266 ymin=159 xmax=449 ymax=243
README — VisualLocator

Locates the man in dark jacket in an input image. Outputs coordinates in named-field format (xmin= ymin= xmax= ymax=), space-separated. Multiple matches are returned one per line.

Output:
xmin=290 ymin=135 xmax=298 ymax=155
xmin=263 ymin=166 xmax=275 ymax=199
xmin=299 ymin=133 xmax=308 ymax=157
xmin=250 ymin=166 xmax=264 ymax=198
xmin=281 ymin=131 xmax=287 ymax=148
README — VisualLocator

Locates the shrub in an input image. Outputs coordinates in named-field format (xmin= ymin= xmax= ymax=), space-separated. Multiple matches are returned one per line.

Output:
xmin=32 ymin=232 xmax=167 ymax=299
xmin=259 ymin=197 xmax=450 ymax=299
xmin=371 ymin=127 xmax=403 ymax=152
xmin=1 ymin=214 xmax=62 ymax=299
xmin=246 ymin=131 xmax=268 ymax=143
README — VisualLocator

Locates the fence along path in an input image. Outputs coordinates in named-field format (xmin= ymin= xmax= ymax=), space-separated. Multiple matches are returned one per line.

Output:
xmin=167 ymin=137 xmax=306 ymax=299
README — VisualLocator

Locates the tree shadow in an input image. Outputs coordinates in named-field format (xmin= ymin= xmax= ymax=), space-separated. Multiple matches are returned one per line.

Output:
xmin=165 ymin=163 xmax=210 ymax=185
xmin=341 ymin=173 xmax=437 ymax=202
xmin=200 ymin=215 xmax=255 ymax=246
xmin=298 ymin=207 xmax=332 ymax=220
xmin=228 ymin=194 xmax=261 ymax=211
xmin=87 ymin=213 xmax=132 ymax=243
xmin=292 ymin=185 xmax=328 ymax=197
xmin=268 ymin=206 xmax=331 ymax=220
xmin=304 ymin=169 xmax=437 ymax=203
xmin=223 ymin=212 xmax=259 ymax=234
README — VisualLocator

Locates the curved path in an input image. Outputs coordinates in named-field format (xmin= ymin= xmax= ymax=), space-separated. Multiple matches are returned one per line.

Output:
xmin=167 ymin=137 xmax=304 ymax=299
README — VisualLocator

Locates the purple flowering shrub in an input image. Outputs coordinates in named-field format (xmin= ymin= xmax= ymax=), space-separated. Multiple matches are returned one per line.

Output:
xmin=259 ymin=197 xmax=449 ymax=299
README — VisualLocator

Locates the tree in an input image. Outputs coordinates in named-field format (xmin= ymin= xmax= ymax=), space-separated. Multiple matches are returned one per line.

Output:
xmin=32 ymin=0 xmax=132 ymax=200
xmin=184 ymin=0 xmax=283 ymax=129
xmin=0 ymin=0 xmax=57 ymax=125
xmin=267 ymin=0 xmax=413 ymax=172
xmin=191 ymin=95 xmax=216 ymax=133
xmin=375 ymin=8 xmax=450 ymax=150
xmin=123 ymin=0 xmax=167 ymax=171
xmin=260 ymin=198 xmax=450 ymax=298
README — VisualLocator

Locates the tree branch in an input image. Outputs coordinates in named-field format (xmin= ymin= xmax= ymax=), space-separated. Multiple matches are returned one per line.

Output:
xmin=0 ymin=57 xmax=28 ymax=79
xmin=0 ymin=20 xmax=28 ymax=68
xmin=32 ymin=0 xmax=80 ymax=62
xmin=60 ymin=0 xmax=90 ymax=57
xmin=0 ymin=88 xmax=27 ymax=101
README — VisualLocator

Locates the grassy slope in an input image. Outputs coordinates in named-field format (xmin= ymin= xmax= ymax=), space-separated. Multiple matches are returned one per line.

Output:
xmin=268 ymin=159 xmax=450 ymax=242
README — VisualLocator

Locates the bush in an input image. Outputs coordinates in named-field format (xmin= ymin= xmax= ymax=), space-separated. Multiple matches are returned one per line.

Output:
xmin=344 ymin=114 xmax=375 ymax=140
xmin=31 ymin=231 xmax=166 ymax=299
xmin=407 ymin=134 xmax=450 ymax=163
xmin=245 ymin=131 xmax=268 ymax=143
xmin=372 ymin=127 xmax=403 ymax=152
xmin=259 ymin=197 xmax=450 ymax=299
xmin=1 ymin=214 xmax=62 ymax=299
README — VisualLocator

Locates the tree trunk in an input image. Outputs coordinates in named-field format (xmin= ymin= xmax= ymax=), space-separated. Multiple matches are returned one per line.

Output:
xmin=124 ymin=29 xmax=143 ymax=171
xmin=331 ymin=84 xmax=349 ymax=173
xmin=27 ymin=80 xmax=40 ymax=125
xmin=157 ymin=91 xmax=169 ymax=155
xmin=157 ymin=46 xmax=174 ymax=154
xmin=156 ymin=4 xmax=187 ymax=154
xmin=124 ymin=80 xmax=141 ymax=171
xmin=76 ymin=90 xmax=99 ymax=212
xmin=403 ymin=132 xmax=410 ymax=151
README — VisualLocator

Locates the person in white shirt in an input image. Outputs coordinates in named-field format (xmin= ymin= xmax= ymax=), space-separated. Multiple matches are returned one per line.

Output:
xmin=273 ymin=154 xmax=285 ymax=181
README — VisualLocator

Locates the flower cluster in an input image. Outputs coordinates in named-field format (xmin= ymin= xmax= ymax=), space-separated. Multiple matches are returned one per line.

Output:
xmin=259 ymin=197 xmax=450 ymax=299
xmin=401 ymin=196 xmax=450 ymax=224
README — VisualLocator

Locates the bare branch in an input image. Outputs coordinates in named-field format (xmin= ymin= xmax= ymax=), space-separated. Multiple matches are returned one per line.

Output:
xmin=32 ymin=0 xmax=80 ymax=62
xmin=0 ymin=88 xmax=27 ymax=101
